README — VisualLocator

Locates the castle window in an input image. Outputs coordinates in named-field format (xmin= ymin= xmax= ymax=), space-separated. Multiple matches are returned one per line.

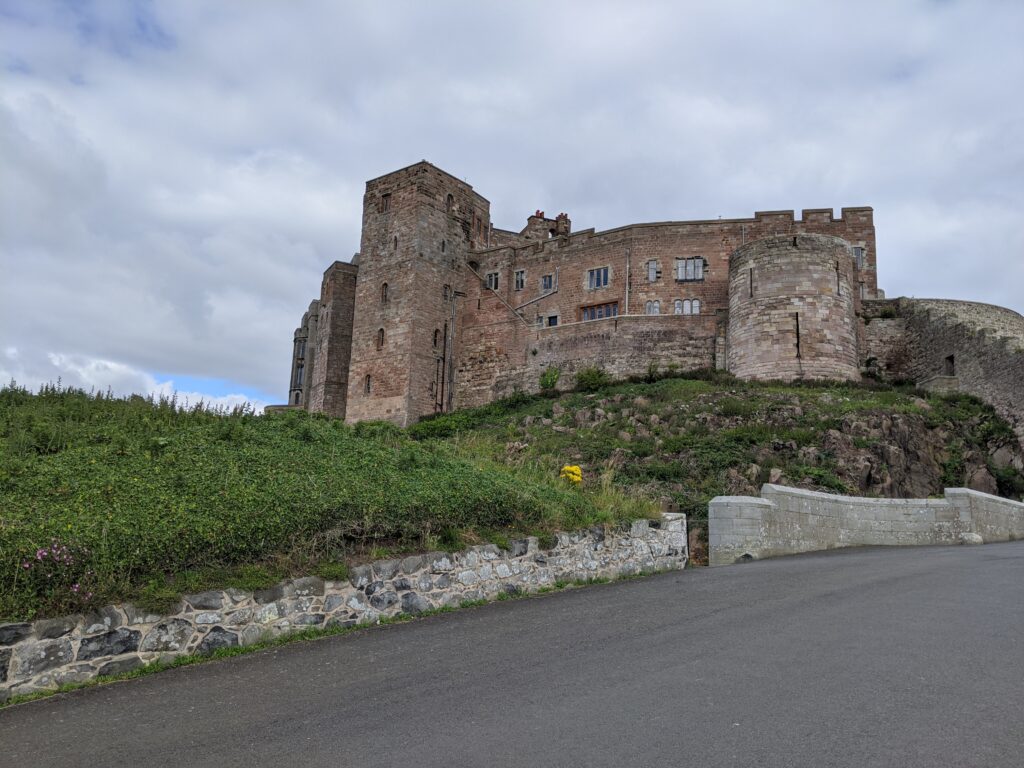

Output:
xmin=581 ymin=302 xmax=619 ymax=321
xmin=541 ymin=274 xmax=554 ymax=291
xmin=376 ymin=328 xmax=385 ymax=350
xmin=645 ymin=300 xmax=661 ymax=315
xmin=443 ymin=284 xmax=451 ymax=301
xmin=647 ymin=260 xmax=661 ymax=282
xmin=294 ymin=392 xmax=301 ymax=405
xmin=853 ymin=246 xmax=865 ymax=270
xmin=446 ymin=193 xmax=454 ymax=213
xmin=380 ymin=193 xmax=391 ymax=213
xmin=674 ymin=300 xmax=683 ymax=315
xmin=294 ymin=363 xmax=304 ymax=387
xmin=676 ymin=258 xmax=704 ymax=282
xmin=364 ymin=375 xmax=372 ymax=394
xmin=296 ymin=340 xmax=306 ymax=358
xmin=433 ymin=329 xmax=441 ymax=348
xmin=945 ymin=355 xmax=955 ymax=376
xmin=674 ymin=299 xmax=701 ymax=315
xmin=547 ymin=315 xmax=559 ymax=327
xmin=381 ymin=282 xmax=389 ymax=303
xmin=441 ymin=239 xmax=446 ymax=253
xmin=485 ymin=272 xmax=499 ymax=290
xmin=514 ymin=270 xmax=525 ymax=291
xmin=586 ymin=267 xmax=609 ymax=289
xmin=393 ymin=236 xmax=398 ymax=251
xmin=692 ymin=299 xmax=700 ymax=315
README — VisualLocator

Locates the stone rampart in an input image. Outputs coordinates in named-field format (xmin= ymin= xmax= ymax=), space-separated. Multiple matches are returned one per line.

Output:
xmin=708 ymin=484 xmax=1023 ymax=565
xmin=456 ymin=314 xmax=717 ymax=408
xmin=0 ymin=515 xmax=686 ymax=702
xmin=862 ymin=298 xmax=1024 ymax=447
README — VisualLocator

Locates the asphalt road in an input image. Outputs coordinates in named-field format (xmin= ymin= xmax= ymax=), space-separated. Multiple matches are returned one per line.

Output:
xmin=4 ymin=543 xmax=1023 ymax=767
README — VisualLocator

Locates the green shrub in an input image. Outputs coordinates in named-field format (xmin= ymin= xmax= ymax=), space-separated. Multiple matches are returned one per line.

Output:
xmin=574 ymin=367 xmax=613 ymax=393
xmin=539 ymin=366 xmax=561 ymax=392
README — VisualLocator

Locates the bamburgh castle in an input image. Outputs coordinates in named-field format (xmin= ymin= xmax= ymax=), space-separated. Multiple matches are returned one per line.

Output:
xmin=279 ymin=161 xmax=1024 ymax=446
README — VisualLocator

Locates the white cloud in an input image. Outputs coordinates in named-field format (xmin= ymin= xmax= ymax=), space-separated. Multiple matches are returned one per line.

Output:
xmin=1 ymin=0 xmax=1021 ymax=406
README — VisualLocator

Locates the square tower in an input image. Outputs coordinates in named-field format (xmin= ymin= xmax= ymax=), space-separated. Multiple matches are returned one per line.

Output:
xmin=344 ymin=161 xmax=490 ymax=426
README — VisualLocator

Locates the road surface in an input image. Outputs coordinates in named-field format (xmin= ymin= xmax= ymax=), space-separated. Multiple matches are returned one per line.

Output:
xmin=3 ymin=543 xmax=1023 ymax=767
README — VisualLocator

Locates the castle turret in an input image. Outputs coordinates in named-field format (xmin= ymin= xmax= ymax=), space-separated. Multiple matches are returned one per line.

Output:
xmin=727 ymin=233 xmax=859 ymax=381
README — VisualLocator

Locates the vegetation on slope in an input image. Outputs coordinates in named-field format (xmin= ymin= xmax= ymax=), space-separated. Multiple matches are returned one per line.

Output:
xmin=410 ymin=369 xmax=1024 ymax=526
xmin=0 ymin=384 xmax=651 ymax=621
xmin=3 ymin=371 xmax=1022 ymax=622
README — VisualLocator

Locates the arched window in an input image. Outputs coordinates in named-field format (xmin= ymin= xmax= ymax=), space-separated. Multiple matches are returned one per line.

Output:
xmin=381 ymin=282 xmax=388 ymax=303
xmin=433 ymin=329 xmax=441 ymax=348
xmin=674 ymin=300 xmax=683 ymax=315
xmin=646 ymin=300 xmax=660 ymax=316
xmin=692 ymin=299 xmax=701 ymax=315
xmin=376 ymin=328 xmax=385 ymax=349
xmin=294 ymin=363 xmax=304 ymax=387
xmin=446 ymin=193 xmax=454 ymax=212
xmin=364 ymin=375 xmax=372 ymax=394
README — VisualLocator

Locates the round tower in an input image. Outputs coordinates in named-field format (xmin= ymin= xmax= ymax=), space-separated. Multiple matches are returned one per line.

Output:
xmin=727 ymin=233 xmax=859 ymax=381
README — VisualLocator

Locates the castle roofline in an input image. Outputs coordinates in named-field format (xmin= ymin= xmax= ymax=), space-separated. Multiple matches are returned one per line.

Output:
xmin=364 ymin=160 xmax=490 ymax=204
xmin=477 ymin=206 xmax=873 ymax=256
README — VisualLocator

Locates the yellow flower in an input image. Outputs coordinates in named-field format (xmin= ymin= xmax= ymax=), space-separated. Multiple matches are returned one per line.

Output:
xmin=559 ymin=465 xmax=583 ymax=485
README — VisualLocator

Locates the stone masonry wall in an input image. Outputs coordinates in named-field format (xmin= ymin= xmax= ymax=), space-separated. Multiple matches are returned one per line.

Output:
xmin=306 ymin=263 xmax=357 ymax=419
xmin=708 ymin=484 xmax=1024 ymax=565
xmin=727 ymin=234 xmax=860 ymax=381
xmin=861 ymin=298 xmax=1024 ymax=447
xmin=0 ymin=515 xmax=686 ymax=702
xmin=457 ymin=314 xmax=717 ymax=408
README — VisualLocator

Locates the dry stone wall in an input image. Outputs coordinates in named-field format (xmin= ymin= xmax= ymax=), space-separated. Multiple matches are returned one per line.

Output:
xmin=709 ymin=484 xmax=1023 ymax=565
xmin=0 ymin=516 xmax=686 ymax=702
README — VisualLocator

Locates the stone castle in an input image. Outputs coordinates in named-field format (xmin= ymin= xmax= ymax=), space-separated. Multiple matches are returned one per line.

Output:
xmin=278 ymin=161 xmax=1024 ymax=446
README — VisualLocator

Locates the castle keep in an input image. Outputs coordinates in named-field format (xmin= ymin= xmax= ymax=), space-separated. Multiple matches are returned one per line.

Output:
xmin=281 ymin=161 xmax=1024 ymax=445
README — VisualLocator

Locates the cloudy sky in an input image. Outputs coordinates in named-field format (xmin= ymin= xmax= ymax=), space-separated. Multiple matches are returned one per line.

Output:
xmin=2 ymin=1 xmax=1022 ymax=410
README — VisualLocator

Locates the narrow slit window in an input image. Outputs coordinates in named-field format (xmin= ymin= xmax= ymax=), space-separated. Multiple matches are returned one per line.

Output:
xmin=364 ymin=375 xmax=372 ymax=394
xmin=381 ymin=282 xmax=389 ymax=303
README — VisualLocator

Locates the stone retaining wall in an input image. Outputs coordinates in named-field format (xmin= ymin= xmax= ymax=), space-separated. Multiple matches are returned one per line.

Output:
xmin=708 ymin=484 xmax=1023 ymax=565
xmin=1 ymin=515 xmax=687 ymax=702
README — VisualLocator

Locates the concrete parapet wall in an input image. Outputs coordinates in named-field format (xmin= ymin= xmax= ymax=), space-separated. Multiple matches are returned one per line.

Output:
xmin=0 ymin=515 xmax=686 ymax=702
xmin=709 ymin=484 xmax=1023 ymax=565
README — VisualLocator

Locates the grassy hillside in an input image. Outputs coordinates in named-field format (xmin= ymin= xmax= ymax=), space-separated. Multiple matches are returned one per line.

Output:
xmin=0 ymin=385 xmax=650 ymax=621
xmin=411 ymin=373 xmax=1024 ymax=526
xmin=2 ymin=374 xmax=1022 ymax=621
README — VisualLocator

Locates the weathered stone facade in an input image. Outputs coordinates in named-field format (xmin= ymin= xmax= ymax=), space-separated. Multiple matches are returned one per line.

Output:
xmin=862 ymin=298 xmax=1024 ymax=447
xmin=0 ymin=516 xmax=686 ymax=702
xmin=727 ymin=234 xmax=859 ymax=381
xmin=277 ymin=161 xmax=1021 ymax=445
